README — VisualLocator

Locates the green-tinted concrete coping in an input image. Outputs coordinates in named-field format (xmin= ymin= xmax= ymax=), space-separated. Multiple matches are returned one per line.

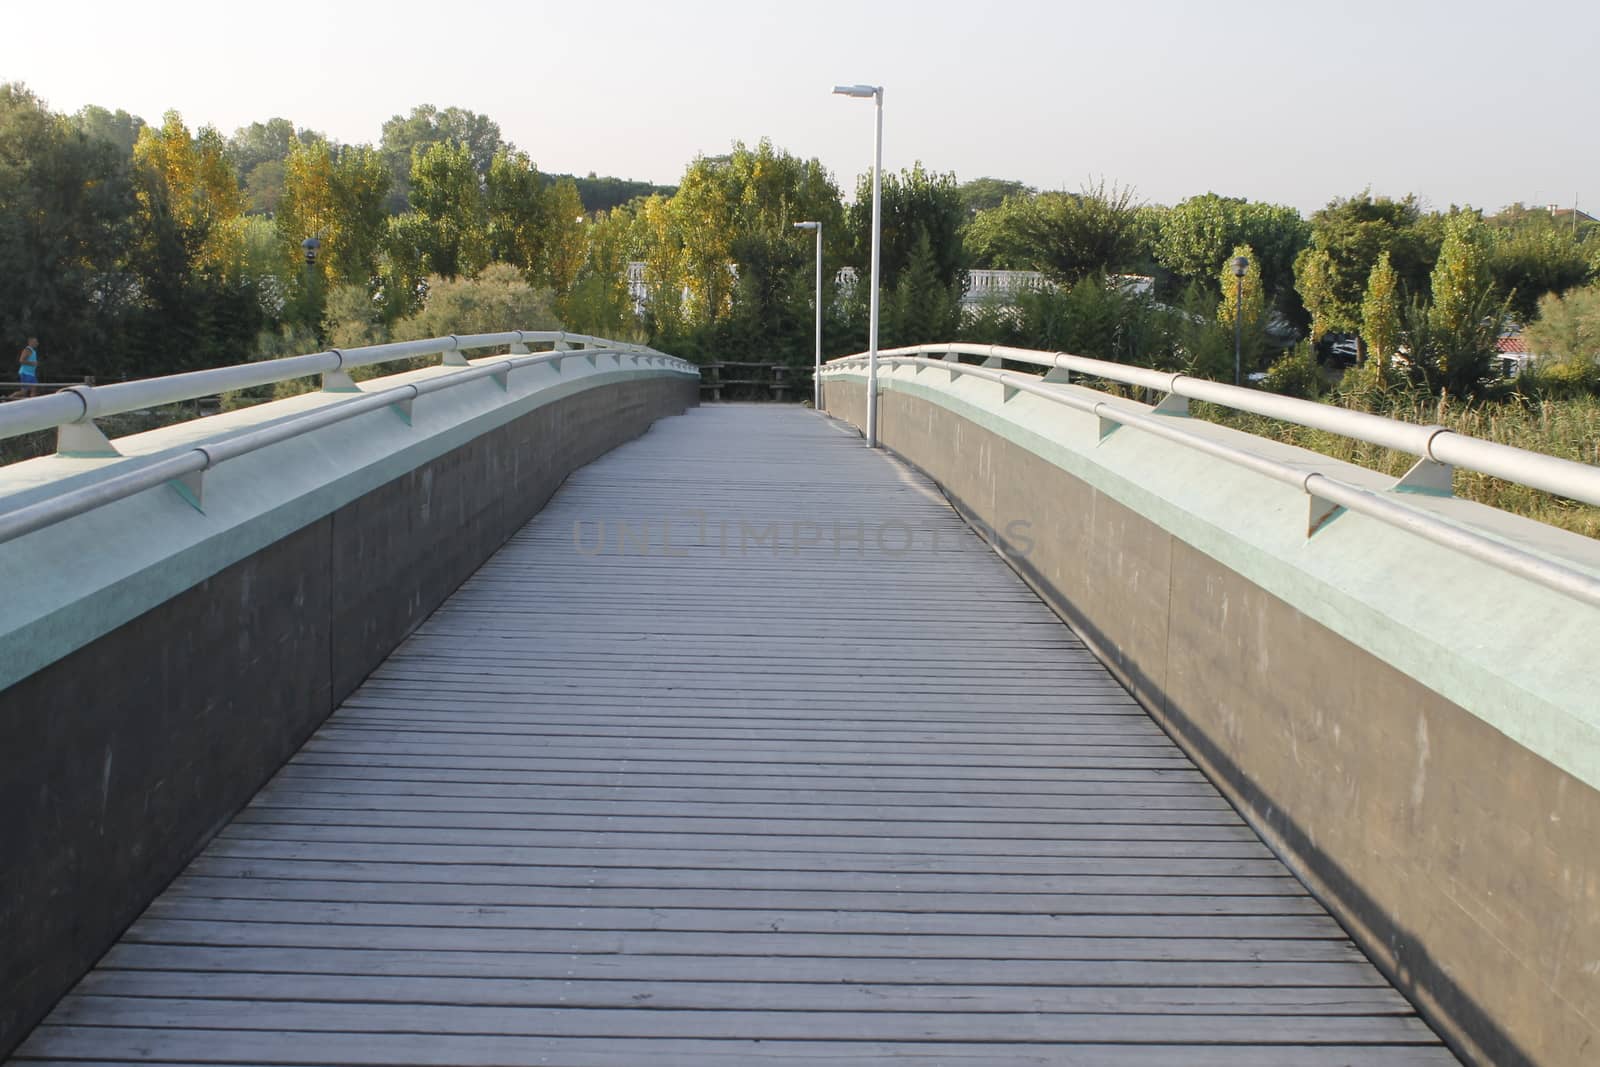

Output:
xmin=0 ymin=355 xmax=691 ymax=693
xmin=827 ymin=365 xmax=1600 ymax=792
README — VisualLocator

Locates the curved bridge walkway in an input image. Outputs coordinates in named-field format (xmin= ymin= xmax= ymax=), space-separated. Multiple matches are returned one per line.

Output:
xmin=12 ymin=405 xmax=1451 ymax=1065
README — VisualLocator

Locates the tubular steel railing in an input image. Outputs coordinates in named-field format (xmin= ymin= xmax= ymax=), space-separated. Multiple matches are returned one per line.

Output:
xmin=0 ymin=331 xmax=656 ymax=448
xmin=0 ymin=332 xmax=696 ymax=547
xmin=821 ymin=343 xmax=1600 ymax=610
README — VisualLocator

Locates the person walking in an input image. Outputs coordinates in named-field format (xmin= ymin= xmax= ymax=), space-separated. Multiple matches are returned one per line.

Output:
xmin=18 ymin=337 xmax=40 ymax=397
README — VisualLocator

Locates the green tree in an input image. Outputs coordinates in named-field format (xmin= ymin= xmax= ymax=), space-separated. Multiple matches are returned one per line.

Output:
xmin=562 ymin=206 xmax=637 ymax=337
xmin=1296 ymin=248 xmax=1340 ymax=342
xmin=71 ymin=105 xmax=144 ymax=158
xmin=541 ymin=178 xmax=587 ymax=300
xmin=1413 ymin=213 xmax=1507 ymax=397
xmin=634 ymin=193 xmax=690 ymax=337
xmin=958 ymin=177 xmax=1034 ymax=215
xmin=379 ymin=103 xmax=503 ymax=212
xmin=1294 ymin=191 xmax=1441 ymax=335
xmin=966 ymin=180 xmax=1144 ymax=284
xmin=844 ymin=162 xmax=965 ymax=291
xmin=276 ymin=140 xmax=391 ymax=287
xmin=125 ymin=114 xmax=264 ymax=374
xmin=1358 ymin=251 xmax=1402 ymax=387
xmin=885 ymin=229 xmax=961 ymax=346
xmin=1489 ymin=225 xmax=1591 ymax=322
xmin=657 ymin=140 xmax=843 ymax=335
xmin=225 ymin=118 xmax=297 ymax=177
xmin=1156 ymin=193 xmax=1307 ymax=299
xmin=1525 ymin=284 xmax=1600 ymax=368
xmin=1430 ymin=213 xmax=1492 ymax=335
xmin=324 ymin=282 xmax=388 ymax=349
xmin=226 ymin=119 xmax=326 ymax=216
xmin=244 ymin=159 xmax=286 ymax=215
xmin=392 ymin=262 xmax=557 ymax=339
xmin=485 ymin=148 xmax=544 ymax=274
xmin=0 ymin=83 xmax=139 ymax=377
xmin=402 ymin=140 xmax=488 ymax=279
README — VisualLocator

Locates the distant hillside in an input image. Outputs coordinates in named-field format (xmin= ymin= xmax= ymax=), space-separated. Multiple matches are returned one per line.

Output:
xmin=545 ymin=173 xmax=678 ymax=214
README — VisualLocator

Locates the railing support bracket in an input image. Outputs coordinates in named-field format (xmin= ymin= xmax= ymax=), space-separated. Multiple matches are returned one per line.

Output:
xmin=1393 ymin=457 xmax=1454 ymax=496
xmin=322 ymin=371 xmax=360 ymax=393
xmin=1307 ymin=490 xmax=1343 ymax=536
xmin=1152 ymin=392 xmax=1189 ymax=416
xmin=170 ymin=469 xmax=205 ymax=513
xmin=56 ymin=420 xmax=120 ymax=458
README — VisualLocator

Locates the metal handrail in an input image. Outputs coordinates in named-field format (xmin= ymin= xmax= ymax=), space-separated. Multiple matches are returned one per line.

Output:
xmin=824 ymin=342 xmax=1600 ymax=510
xmin=0 ymin=331 xmax=646 ymax=444
xmin=0 ymin=346 xmax=697 ymax=546
xmin=821 ymin=352 xmax=1600 ymax=611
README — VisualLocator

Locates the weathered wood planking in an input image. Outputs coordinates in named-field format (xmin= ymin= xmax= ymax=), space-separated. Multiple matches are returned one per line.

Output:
xmin=10 ymin=405 xmax=1455 ymax=1065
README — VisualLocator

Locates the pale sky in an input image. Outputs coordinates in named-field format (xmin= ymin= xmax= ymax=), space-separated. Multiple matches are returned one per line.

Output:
xmin=6 ymin=0 xmax=1595 ymax=215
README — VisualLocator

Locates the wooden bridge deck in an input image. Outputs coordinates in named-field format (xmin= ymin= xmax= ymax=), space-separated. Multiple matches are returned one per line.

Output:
xmin=12 ymin=405 xmax=1453 ymax=1065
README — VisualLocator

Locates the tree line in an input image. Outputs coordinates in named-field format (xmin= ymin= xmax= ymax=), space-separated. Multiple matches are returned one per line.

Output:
xmin=5 ymin=82 xmax=1599 ymax=403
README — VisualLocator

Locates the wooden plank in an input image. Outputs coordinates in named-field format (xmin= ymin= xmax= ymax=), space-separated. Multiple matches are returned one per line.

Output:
xmin=42 ymin=997 xmax=1443 ymax=1044
xmin=11 ymin=1033 xmax=1463 ymax=1067
xmin=75 ymin=971 xmax=1419 ymax=1014
xmin=141 ymin=898 xmax=1347 ymax=940
xmin=181 ymin=856 xmax=1315 ymax=896
xmin=97 ymin=943 xmax=1397 ymax=986
xmin=14 ymin=406 xmax=1448 ymax=1065
xmin=161 ymin=876 xmax=1331 ymax=916
xmin=120 ymin=920 xmax=1372 ymax=962
xmin=205 ymin=837 xmax=1294 ymax=876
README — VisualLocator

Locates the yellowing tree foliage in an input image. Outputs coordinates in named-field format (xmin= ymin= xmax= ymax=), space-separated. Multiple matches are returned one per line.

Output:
xmin=133 ymin=111 xmax=245 ymax=273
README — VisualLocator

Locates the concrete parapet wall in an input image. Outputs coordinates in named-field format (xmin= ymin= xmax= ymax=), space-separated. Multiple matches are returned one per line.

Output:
xmin=824 ymin=369 xmax=1600 ymax=1067
xmin=0 ymin=362 xmax=697 ymax=1055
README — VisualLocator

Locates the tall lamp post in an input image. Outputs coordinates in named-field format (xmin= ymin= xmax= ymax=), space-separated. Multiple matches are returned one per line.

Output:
xmin=1231 ymin=255 xmax=1249 ymax=386
xmin=793 ymin=221 xmax=823 ymax=410
xmin=833 ymin=83 xmax=883 ymax=447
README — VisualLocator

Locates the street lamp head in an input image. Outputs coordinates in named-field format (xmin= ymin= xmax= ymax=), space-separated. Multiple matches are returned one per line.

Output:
xmin=1232 ymin=256 xmax=1249 ymax=277
xmin=793 ymin=221 xmax=820 ymax=231
xmin=832 ymin=84 xmax=879 ymax=99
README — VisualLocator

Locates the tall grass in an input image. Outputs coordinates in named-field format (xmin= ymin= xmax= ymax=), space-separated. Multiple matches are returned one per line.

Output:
xmin=1196 ymin=387 xmax=1600 ymax=538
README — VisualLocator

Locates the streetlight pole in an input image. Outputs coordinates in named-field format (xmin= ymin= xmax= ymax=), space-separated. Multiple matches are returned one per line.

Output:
xmin=793 ymin=221 xmax=823 ymax=410
xmin=1232 ymin=255 xmax=1249 ymax=386
xmin=833 ymin=83 xmax=883 ymax=447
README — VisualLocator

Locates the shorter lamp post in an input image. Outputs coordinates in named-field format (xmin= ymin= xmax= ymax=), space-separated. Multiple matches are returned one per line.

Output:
xmin=302 ymin=236 xmax=324 ymax=332
xmin=793 ymin=221 xmax=822 ymax=409
xmin=1231 ymin=255 xmax=1249 ymax=386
